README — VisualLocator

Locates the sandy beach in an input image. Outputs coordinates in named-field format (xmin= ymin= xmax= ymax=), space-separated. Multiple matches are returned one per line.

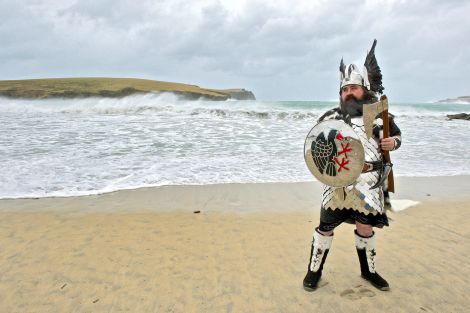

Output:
xmin=1 ymin=176 xmax=469 ymax=312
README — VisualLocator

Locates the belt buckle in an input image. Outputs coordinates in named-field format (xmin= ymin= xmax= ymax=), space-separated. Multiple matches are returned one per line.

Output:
xmin=362 ymin=162 xmax=373 ymax=173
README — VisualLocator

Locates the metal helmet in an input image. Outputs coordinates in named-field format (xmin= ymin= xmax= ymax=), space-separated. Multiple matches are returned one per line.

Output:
xmin=339 ymin=39 xmax=384 ymax=95
xmin=340 ymin=63 xmax=364 ymax=89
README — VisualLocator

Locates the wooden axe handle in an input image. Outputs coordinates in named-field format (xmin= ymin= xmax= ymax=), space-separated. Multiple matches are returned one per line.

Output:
xmin=380 ymin=95 xmax=395 ymax=192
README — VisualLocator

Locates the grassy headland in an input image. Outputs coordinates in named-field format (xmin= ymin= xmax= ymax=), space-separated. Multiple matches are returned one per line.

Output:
xmin=0 ymin=77 xmax=255 ymax=100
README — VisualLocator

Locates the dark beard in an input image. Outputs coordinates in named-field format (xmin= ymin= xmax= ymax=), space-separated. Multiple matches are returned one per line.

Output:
xmin=340 ymin=95 xmax=368 ymax=117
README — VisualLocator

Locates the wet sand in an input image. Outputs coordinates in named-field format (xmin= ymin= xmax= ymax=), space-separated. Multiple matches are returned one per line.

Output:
xmin=0 ymin=176 xmax=469 ymax=312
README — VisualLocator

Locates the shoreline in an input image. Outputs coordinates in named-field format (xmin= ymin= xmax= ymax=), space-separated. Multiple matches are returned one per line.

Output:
xmin=1 ymin=175 xmax=469 ymax=214
xmin=2 ymin=173 xmax=470 ymax=201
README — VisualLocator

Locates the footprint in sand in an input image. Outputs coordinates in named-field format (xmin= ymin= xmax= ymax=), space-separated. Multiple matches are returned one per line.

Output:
xmin=340 ymin=284 xmax=375 ymax=300
xmin=318 ymin=281 xmax=329 ymax=288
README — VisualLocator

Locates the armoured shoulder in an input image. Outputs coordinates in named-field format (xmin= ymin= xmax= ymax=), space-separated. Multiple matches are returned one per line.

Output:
xmin=318 ymin=108 xmax=344 ymax=123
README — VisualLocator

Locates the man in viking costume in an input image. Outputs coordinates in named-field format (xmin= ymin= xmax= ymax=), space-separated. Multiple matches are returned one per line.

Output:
xmin=303 ymin=40 xmax=402 ymax=291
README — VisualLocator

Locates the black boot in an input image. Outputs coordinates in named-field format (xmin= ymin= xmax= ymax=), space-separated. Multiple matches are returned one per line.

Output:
xmin=303 ymin=228 xmax=333 ymax=291
xmin=355 ymin=230 xmax=390 ymax=291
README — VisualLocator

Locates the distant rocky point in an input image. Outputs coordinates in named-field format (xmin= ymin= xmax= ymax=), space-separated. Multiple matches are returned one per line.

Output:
xmin=438 ymin=96 xmax=470 ymax=104
xmin=206 ymin=88 xmax=256 ymax=101
xmin=447 ymin=113 xmax=470 ymax=121
xmin=0 ymin=77 xmax=256 ymax=101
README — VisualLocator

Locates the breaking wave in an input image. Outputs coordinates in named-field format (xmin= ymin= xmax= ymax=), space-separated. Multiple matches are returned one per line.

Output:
xmin=0 ymin=95 xmax=469 ymax=199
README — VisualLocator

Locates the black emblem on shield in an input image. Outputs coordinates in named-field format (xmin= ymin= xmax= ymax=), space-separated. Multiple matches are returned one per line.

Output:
xmin=311 ymin=130 xmax=338 ymax=177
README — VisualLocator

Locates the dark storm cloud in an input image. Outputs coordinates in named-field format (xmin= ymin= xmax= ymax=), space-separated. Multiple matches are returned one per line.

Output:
xmin=1 ymin=0 xmax=469 ymax=101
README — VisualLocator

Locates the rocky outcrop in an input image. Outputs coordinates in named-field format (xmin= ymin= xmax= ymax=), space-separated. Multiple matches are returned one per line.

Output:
xmin=438 ymin=96 xmax=470 ymax=104
xmin=447 ymin=113 xmax=470 ymax=121
xmin=170 ymin=90 xmax=229 ymax=101
xmin=208 ymin=88 xmax=256 ymax=100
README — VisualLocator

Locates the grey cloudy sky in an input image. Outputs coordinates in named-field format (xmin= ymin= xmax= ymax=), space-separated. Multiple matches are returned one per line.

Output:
xmin=1 ymin=0 xmax=469 ymax=101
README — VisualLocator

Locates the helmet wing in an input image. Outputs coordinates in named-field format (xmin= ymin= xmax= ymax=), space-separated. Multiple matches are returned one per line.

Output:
xmin=363 ymin=39 xmax=384 ymax=94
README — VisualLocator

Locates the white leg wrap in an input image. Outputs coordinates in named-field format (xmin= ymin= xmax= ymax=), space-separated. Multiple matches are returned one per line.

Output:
xmin=355 ymin=232 xmax=377 ymax=273
xmin=309 ymin=230 xmax=333 ymax=272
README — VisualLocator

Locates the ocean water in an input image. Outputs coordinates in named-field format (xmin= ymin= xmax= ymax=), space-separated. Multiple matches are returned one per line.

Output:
xmin=1 ymin=94 xmax=469 ymax=199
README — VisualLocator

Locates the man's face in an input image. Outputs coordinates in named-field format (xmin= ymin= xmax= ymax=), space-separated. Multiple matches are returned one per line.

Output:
xmin=340 ymin=84 xmax=365 ymax=103
xmin=340 ymin=84 xmax=366 ymax=117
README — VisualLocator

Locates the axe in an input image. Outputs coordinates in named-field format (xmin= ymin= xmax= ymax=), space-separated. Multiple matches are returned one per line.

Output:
xmin=362 ymin=95 xmax=395 ymax=192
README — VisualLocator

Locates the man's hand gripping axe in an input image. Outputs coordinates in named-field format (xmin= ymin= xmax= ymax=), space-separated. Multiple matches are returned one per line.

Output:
xmin=362 ymin=95 xmax=395 ymax=192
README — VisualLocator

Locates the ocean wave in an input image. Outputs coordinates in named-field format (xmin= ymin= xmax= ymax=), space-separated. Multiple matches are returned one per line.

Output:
xmin=1 ymin=98 xmax=468 ymax=200
xmin=0 ymin=95 xmax=462 ymax=121
xmin=0 ymin=94 xmax=326 ymax=120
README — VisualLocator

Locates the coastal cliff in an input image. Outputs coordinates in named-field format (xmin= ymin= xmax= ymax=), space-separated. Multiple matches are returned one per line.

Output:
xmin=0 ymin=77 xmax=256 ymax=101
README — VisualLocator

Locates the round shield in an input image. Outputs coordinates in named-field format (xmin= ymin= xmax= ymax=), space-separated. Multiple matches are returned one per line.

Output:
xmin=304 ymin=119 xmax=365 ymax=187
